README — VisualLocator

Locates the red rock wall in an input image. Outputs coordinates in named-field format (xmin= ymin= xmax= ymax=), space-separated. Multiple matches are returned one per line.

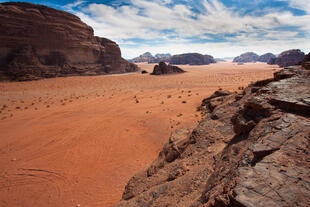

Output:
xmin=0 ymin=2 xmax=137 ymax=81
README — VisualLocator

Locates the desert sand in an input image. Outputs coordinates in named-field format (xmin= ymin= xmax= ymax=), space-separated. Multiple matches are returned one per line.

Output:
xmin=0 ymin=62 xmax=279 ymax=207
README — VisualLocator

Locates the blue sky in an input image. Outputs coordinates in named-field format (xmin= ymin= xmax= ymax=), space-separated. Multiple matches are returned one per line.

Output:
xmin=1 ymin=0 xmax=310 ymax=58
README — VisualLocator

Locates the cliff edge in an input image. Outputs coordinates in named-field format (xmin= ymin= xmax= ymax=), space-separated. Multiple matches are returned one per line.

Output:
xmin=115 ymin=64 xmax=310 ymax=206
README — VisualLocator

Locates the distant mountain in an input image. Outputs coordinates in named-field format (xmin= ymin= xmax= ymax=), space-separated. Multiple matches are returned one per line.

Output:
xmin=154 ymin=53 xmax=171 ymax=59
xmin=233 ymin=52 xmax=259 ymax=63
xmin=130 ymin=52 xmax=156 ymax=63
xmin=257 ymin=53 xmax=276 ymax=62
xmin=215 ymin=58 xmax=226 ymax=62
xmin=268 ymin=49 xmax=305 ymax=67
xmin=169 ymin=53 xmax=215 ymax=65
xmin=130 ymin=52 xmax=172 ymax=63
xmin=149 ymin=53 xmax=172 ymax=63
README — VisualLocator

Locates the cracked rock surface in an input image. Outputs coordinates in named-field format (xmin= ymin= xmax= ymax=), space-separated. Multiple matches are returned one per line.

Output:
xmin=115 ymin=65 xmax=310 ymax=207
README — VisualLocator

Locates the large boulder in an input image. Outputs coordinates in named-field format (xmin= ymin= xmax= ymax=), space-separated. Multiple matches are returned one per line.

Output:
xmin=268 ymin=49 xmax=305 ymax=67
xmin=169 ymin=53 xmax=215 ymax=65
xmin=258 ymin=53 xmax=276 ymax=62
xmin=233 ymin=52 xmax=259 ymax=63
xmin=0 ymin=2 xmax=138 ymax=81
xmin=151 ymin=62 xmax=185 ymax=75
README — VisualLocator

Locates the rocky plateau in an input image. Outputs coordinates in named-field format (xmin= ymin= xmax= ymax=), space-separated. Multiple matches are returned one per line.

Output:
xmin=0 ymin=2 xmax=137 ymax=81
xmin=169 ymin=53 xmax=216 ymax=65
xmin=115 ymin=60 xmax=310 ymax=206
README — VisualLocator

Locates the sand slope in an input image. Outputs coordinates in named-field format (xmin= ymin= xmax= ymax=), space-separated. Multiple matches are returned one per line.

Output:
xmin=0 ymin=62 xmax=278 ymax=206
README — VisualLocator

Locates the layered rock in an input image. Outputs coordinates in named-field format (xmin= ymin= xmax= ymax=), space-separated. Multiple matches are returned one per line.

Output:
xmin=233 ymin=52 xmax=259 ymax=63
xmin=169 ymin=53 xmax=215 ymax=65
xmin=0 ymin=2 xmax=137 ymax=81
xmin=257 ymin=53 xmax=276 ymax=62
xmin=151 ymin=62 xmax=185 ymax=75
xmin=268 ymin=49 xmax=305 ymax=67
xmin=115 ymin=66 xmax=310 ymax=207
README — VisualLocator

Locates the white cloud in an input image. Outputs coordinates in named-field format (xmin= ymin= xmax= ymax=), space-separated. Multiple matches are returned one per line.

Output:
xmin=285 ymin=0 xmax=310 ymax=14
xmin=64 ymin=0 xmax=310 ymax=58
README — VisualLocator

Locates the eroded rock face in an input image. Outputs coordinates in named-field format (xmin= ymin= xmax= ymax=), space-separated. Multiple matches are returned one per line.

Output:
xmin=233 ymin=52 xmax=259 ymax=63
xmin=115 ymin=66 xmax=310 ymax=207
xmin=268 ymin=49 xmax=305 ymax=67
xmin=169 ymin=53 xmax=215 ymax=65
xmin=0 ymin=2 xmax=138 ymax=81
xmin=151 ymin=62 xmax=185 ymax=75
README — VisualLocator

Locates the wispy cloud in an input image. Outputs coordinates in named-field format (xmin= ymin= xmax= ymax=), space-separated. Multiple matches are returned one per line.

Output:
xmin=63 ymin=0 xmax=310 ymax=58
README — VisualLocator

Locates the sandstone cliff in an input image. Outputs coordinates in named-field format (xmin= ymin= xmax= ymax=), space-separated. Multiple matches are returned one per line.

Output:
xmin=115 ymin=64 xmax=310 ymax=206
xmin=268 ymin=49 xmax=305 ymax=67
xmin=169 ymin=53 xmax=215 ymax=65
xmin=0 ymin=2 xmax=137 ymax=81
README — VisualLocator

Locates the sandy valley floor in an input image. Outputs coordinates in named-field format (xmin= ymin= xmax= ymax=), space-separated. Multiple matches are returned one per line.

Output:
xmin=0 ymin=62 xmax=279 ymax=207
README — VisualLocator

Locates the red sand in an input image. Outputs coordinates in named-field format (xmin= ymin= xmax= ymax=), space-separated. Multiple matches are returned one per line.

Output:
xmin=0 ymin=62 xmax=279 ymax=206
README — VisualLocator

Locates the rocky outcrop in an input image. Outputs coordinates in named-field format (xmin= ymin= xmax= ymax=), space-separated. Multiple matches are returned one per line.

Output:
xmin=302 ymin=53 xmax=310 ymax=69
xmin=169 ymin=53 xmax=215 ymax=65
xmin=115 ymin=65 xmax=310 ymax=207
xmin=0 ymin=2 xmax=137 ymax=81
xmin=233 ymin=52 xmax=259 ymax=63
xmin=268 ymin=49 xmax=305 ymax=67
xmin=151 ymin=62 xmax=185 ymax=75
xmin=258 ymin=53 xmax=276 ymax=62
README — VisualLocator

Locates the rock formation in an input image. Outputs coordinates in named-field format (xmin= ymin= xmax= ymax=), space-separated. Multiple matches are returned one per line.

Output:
xmin=233 ymin=52 xmax=259 ymax=63
xmin=130 ymin=52 xmax=156 ymax=63
xmin=151 ymin=62 xmax=185 ymax=75
xmin=115 ymin=65 xmax=310 ymax=207
xmin=149 ymin=54 xmax=172 ymax=63
xmin=268 ymin=49 xmax=305 ymax=67
xmin=169 ymin=53 xmax=215 ymax=65
xmin=130 ymin=53 xmax=172 ymax=63
xmin=301 ymin=52 xmax=310 ymax=69
xmin=0 ymin=2 xmax=137 ymax=81
xmin=257 ymin=53 xmax=276 ymax=62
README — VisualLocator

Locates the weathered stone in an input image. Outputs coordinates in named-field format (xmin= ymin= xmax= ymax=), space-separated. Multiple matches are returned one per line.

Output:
xmin=0 ymin=2 xmax=138 ymax=81
xmin=151 ymin=62 xmax=185 ymax=75
xmin=115 ymin=65 xmax=310 ymax=207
